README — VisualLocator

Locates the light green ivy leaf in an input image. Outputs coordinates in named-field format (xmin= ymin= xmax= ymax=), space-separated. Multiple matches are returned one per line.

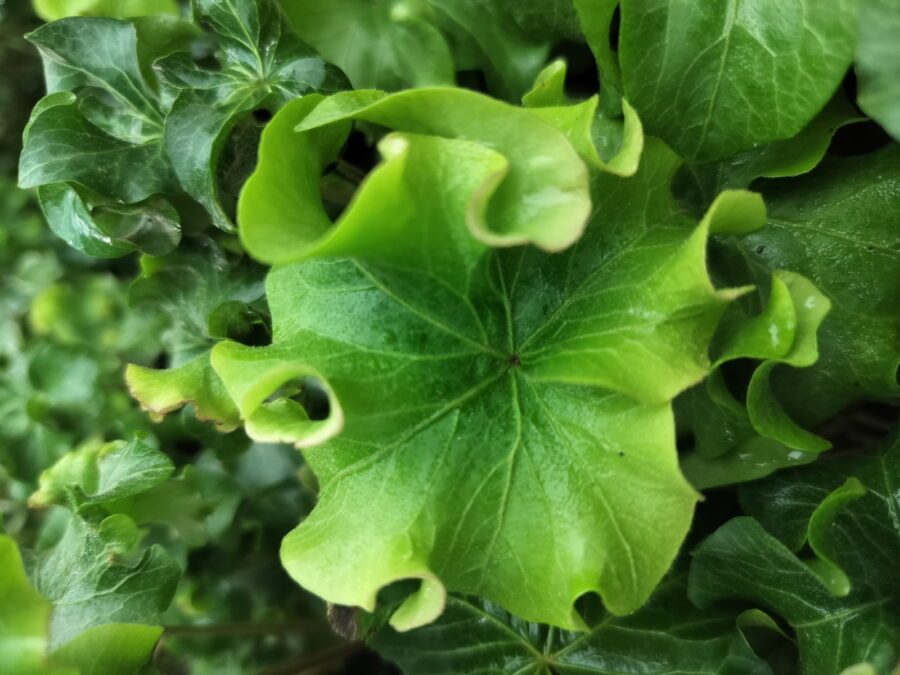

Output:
xmin=101 ymin=463 xmax=242 ymax=547
xmin=680 ymin=270 xmax=833 ymax=488
xmin=212 ymin=88 xmax=764 ymax=630
xmin=127 ymin=354 xmax=242 ymax=431
xmin=239 ymin=88 xmax=592 ymax=258
xmin=0 ymin=535 xmax=71 ymax=675
xmin=32 ymin=0 xmax=179 ymax=21
xmin=803 ymin=477 xmax=867 ymax=597
xmin=50 ymin=623 xmax=164 ymax=675
xmin=521 ymin=60 xmax=644 ymax=178
xmin=26 ymin=432 xmax=232 ymax=545
xmin=29 ymin=437 xmax=174 ymax=509
xmin=125 ymin=240 xmax=265 ymax=429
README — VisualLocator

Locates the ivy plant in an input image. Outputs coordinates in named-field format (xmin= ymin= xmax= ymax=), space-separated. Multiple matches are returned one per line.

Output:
xmin=3 ymin=0 xmax=899 ymax=673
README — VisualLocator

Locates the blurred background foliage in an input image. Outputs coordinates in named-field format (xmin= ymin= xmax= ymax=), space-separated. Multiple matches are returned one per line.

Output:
xmin=0 ymin=1 xmax=398 ymax=672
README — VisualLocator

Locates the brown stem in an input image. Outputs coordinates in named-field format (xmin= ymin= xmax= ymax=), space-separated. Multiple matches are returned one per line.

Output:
xmin=162 ymin=621 xmax=317 ymax=638
xmin=257 ymin=642 xmax=362 ymax=675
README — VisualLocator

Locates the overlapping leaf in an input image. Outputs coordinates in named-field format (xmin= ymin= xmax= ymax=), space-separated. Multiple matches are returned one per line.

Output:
xmin=856 ymin=0 xmax=900 ymax=141
xmin=156 ymin=0 xmax=346 ymax=230
xmin=521 ymin=60 xmax=643 ymax=179
xmin=29 ymin=437 xmax=173 ymax=508
xmin=126 ymin=239 xmax=266 ymax=430
xmin=729 ymin=147 xmax=900 ymax=426
xmin=20 ymin=439 xmax=185 ymax=673
xmin=0 ymin=534 xmax=69 ymax=675
xmin=675 ymin=93 xmax=863 ymax=207
xmin=31 ymin=513 xmax=179 ymax=648
xmin=51 ymin=624 xmax=166 ymax=675
xmin=9 ymin=0 xmax=900 ymax=672
xmin=572 ymin=0 xmax=625 ymax=114
xmin=689 ymin=432 xmax=900 ymax=674
xmin=208 ymin=87 xmax=766 ymax=630
xmin=613 ymin=0 xmax=858 ymax=161
xmin=30 ymin=436 xmax=240 ymax=546
xmin=19 ymin=1 xmax=346 ymax=245
xmin=18 ymin=17 xmax=188 ymax=256
xmin=679 ymin=270 xmax=833 ymax=488
xmin=13 ymin=437 xmax=188 ymax=673
xmin=277 ymin=0 xmax=455 ymax=92
xmin=677 ymin=143 xmax=899 ymax=487
xmin=372 ymin=579 xmax=773 ymax=674
xmin=0 ymin=533 xmax=164 ymax=675
xmin=278 ymin=0 xmax=549 ymax=100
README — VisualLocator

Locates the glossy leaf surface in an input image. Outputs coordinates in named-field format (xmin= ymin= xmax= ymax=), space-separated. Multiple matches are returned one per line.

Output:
xmin=216 ymin=89 xmax=764 ymax=630
xmin=856 ymin=0 xmax=900 ymax=140
xmin=690 ymin=434 xmax=900 ymax=674
xmin=373 ymin=580 xmax=773 ymax=674
xmin=157 ymin=0 xmax=346 ymax=229
xmin=618 ymin=0 xmax=857 ymax=161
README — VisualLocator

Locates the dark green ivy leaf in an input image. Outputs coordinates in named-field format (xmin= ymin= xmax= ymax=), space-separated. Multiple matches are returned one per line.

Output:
xmin=689 ymin=432 xmax=900 ymax=674
xmin=156 ymin=0 xmax=346 ymax=230
xmin=675 ymin=93 xmax=864 ymax=208
xmin=37 ymin=183 xmax=181 ymax=259
xmin=371 ymin=579 xmax=773 ymax=675
xmin=617 ymin=0 xmax=858 ymax=161
xmin=1 ymin=532 xmax=163 ymax=674
xmin=494 ymin=0 xmax=582 ymax=42
xmin=279 ymin=0 xmax=550 ymax=101
xmin=732 ymin=146 xmax=900 ymax=427
xmin=278 ymin=0 xmax=455 ymax=92
xmin=679 ymin=146 xmax=898 ymax=487
xmin=19 ymin=18 xmax=183 ymax=257
xmin=31 ymin=513 xmax=180 ymax=648
xmin=856 ymin=0 xmax=900 ymax=141
xmin=572 ymin=0 xmax=624 ymax=115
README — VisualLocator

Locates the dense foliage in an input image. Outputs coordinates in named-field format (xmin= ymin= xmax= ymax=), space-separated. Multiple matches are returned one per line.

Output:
xmin=1 ymin=0 xmax=898 ymax=673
